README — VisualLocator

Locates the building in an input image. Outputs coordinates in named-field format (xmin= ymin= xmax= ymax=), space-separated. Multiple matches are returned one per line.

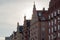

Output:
xmin=10 ymin=34 xmax=13 ymax=40
xmin=8 ymin=23 xmax=23 ymax=40
xmin=23 ymin=16 xmax=30 ymax=40
xmin=48 ymin=0 xmax=60 ymax=40
xmin=6 ymin=0 xmax=60 ymax=40
xmin=30 ymin=3 xmax=48 ymax=40
xmin=5 ymin=37 xmax=10 ymax=40
xmin=16 ymin=22 xmax=23 ymax=40
xmin=13 ymin=31 xmax=17 ymax=40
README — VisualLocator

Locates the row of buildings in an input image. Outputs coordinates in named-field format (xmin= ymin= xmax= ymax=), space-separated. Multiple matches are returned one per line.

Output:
xmin=5 ymin=0 xmax=60 ymax=40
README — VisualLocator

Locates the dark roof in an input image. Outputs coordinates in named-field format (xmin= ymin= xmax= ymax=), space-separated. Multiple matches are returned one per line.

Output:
xmin=36 ymin=10 xmax=48 ymax=21
xmin=37 ymin=10 xmax=43 ymax=12
xmin=18 ymin=26 xmax=23 ymax=33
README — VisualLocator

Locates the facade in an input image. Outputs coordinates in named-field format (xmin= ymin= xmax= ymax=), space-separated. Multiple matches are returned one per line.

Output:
xmin=30 ymin=3 xmax=48 ymax=40
xmin=16 ymin=22 xmax=23 ymax=40
xmin=48 ymin=0 xmax=60 ymax=40
xmin=13 ymin=31 xmax=17 ymax=40
xmin=10 ymin=34 xmax=13 ymax=40
xmin=23 ymin=16 xmax=30 ymax=40
xmin=6 ymin=0 xmax=60 ymax=40
xmin=7 ymin=23 xmax=23 ymax=40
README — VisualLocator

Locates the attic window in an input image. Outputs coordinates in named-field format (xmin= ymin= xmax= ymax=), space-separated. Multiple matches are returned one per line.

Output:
xmin=38 ymin=13 xmax=41 ymax=16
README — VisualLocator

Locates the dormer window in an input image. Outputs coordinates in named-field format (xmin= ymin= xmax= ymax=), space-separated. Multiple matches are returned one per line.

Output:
xmin=49 ymin=28 xmax=50 ymax=33
xmin=58 ymin=33 xmax=60 ymax=38
xmin=58 ymin=25 xmax=60 ymax=30
xmin=38 ymin=13 xmax=41 ymax=16
xmin=54 ymin=19 xmax=56 ymax=24
xmin=52 ymin=27 xmax=53 ymax=33
xmin=54 ymin=26 xmax=56 ymax=31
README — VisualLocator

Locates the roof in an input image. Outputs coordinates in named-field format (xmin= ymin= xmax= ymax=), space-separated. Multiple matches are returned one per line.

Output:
xmin=36 ymin=10 xmax=48 ymax=21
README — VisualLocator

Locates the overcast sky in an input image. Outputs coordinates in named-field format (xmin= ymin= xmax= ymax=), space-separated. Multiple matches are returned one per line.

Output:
xmin=0 ymin=0 xmax=50 ymax=40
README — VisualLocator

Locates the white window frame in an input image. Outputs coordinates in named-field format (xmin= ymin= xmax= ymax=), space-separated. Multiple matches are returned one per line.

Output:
xmin=52 ymin=27 xmax=53 ymax=33
xmin=58 ymin=17 xmax=60 ymax=20
xmin=58 ymin=33 xmax=60 ymax=38
xmin=51 ymin=13 xmax=53 ymax=18
xmin=54 ymin=19 xmax=56 ymax=24
xmin=39 ymin=13 xmax=41 ymax=16
xmin=58 ymin=25 xmax=60 ymax=30
xmin=49 ymin=35 xmax=50 ymax=40
xmin=54 ymin=11 xmax=56 ymax=16
xmin=49 ymin=28 xmax=50 ymax=33
xmin=58 ymin=9 xmax=60 ymax=14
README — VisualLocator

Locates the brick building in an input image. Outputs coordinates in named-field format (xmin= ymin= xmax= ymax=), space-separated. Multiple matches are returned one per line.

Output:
xmin=30 ymin=3 xmax=48 ymax=40
xmin=23 ymin=16 xmax=30 ymax=40
xmin=9 ymin=23 xmax=23 ymax=40
xmin=6 ymin=0 xmax=60 ymax=40
xmin=48 ymin=0 xmax=60 ymax=40
xmin=17 ymin=22 xmax=23 ymax=40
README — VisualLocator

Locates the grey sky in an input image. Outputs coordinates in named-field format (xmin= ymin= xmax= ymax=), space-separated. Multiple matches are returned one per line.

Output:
xmin=0 ymin=0 xmax=50 ymax=40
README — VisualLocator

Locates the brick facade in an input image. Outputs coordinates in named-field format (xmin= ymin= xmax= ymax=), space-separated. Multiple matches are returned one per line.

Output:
xmin=48 ymin=0 xmax=60 ymax=40
xmin=6 ymin=0 xmax=60 ymax=40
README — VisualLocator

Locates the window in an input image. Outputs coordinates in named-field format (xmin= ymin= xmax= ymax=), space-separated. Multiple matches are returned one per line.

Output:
xmin=52 ymin=27 xmax=53 ymax=33
xmin=39 ymin=13 xmax=41 ymax=16
xmin=49 ymin=35 xmax=50 ymax=40
xmin=54 ymin=26 xmax=56 ymax=31
xmin=35 ymin=36 xmax=37 ymax=39
xmin=58 ymin=25 xmax=60 ymax=30
xmin=34 ymin=32 xmax=36 ymax=34
xmin=31 ymin=38 xmax=34 ymax=40
xmin=58 ymin=33 xmax=60 ymax=38
xmin=58 ymin=17 xmax=60 ymax=20
xmin=51 ymin=20 xmax=53 ymax=26
xmin=42 ymin=27 xmax=45 ymax=31
xmin=49 ymin=21 xmax=50 ymax=26
xmin=54 ymin=19 xmax=56 ymax=24
xmin=49 ymin=28 xmax=50 ymax=33
xmin=54 ymin=11 xmax=56 ymax=16
xmin=49 ymin=15 xmax=50 ymax=19
xmin=51 ymin=34 xmax=53 ymax=40
xmin=58 ymin=9 xmax=60 ymax=14
xmin=51 ymin=13 xmax=53 ymax=18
